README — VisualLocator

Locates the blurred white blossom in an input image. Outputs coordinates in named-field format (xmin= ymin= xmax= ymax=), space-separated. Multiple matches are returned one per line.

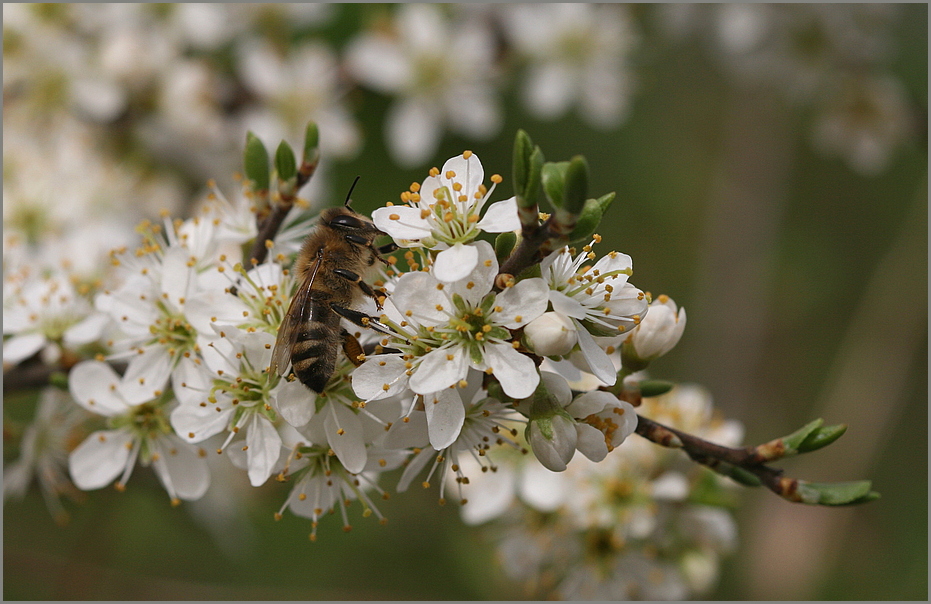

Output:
xmin=345 ymin=4 xmax=502 ymax=166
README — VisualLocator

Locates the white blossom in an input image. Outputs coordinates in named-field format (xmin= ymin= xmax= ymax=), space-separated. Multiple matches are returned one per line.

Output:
xmin=621 ymin=294 xmax=687 ymax=367
xmin=67 ymin=360 xmax=210 ymax=503
xmin=372 ymin=152 xmax=519 ymax=282
xmin=525 ymin=372 xmax=637 ymax=472
xmin=353 ymin=240 xmax=548 ymax=407
xmin=345 ymin=4 xmax=502 ymax=166
xmin=502 ymin=3 xmax=639 ymax=128
xmin=540 ymin=238 xmax=649 ymax=384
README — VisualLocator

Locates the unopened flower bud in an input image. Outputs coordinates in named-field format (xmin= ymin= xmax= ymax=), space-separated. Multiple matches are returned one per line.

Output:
xmin=622 ymin=295 xmax=686 ymax=370
xmin=527 ymin=413 xmax=578 ymax=472
xmin=524 ymin=311 xmax=578 ymax=356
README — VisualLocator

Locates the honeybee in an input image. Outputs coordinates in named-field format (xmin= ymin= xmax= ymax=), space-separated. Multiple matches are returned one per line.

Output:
xmin=270 ymin=179 xmax=396 ymax=392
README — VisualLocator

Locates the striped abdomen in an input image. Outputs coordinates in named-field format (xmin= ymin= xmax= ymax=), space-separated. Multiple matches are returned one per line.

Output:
xmin=291 ymin=295 xmax=342 ymax=393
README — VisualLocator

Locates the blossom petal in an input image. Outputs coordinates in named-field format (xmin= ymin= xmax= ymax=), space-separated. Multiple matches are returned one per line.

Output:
xmin=183 ymin=289 xmax=248 ymax=336
xmin=344 ymin=35 xmax=411 ymax=94
xmin=152 ymin=435 xmax=210 ymax=500
xmin=352 ymin=354 xmax=410 ymax=400
xmin=171 ymin=401 xmax=231 ymax=442
xmin=69 ymin=429 xmax=133 ymax=490
xmin=386 ymin=98 xmax=442 ymax=168
xmin=409 ymin=346 xmax=467 ymax=394
xmin=171 ymin=355 xmax=212 ymax=406
xmin=325 ymin=403 xmax=366 ymax=474
xmin=120 ymin=345 xmax=173 ymax=403
xmin=549 ymin=290 xmax=588 ymax=319
xmin=433 ymin=243 xmax=479 ymax=284
xmin=495 ymin=277 xmax=549 ymax=329
xmin=424 ymin=388 xmax=466 ymax=450
xmin=566 ymin=390 xmax=614 ymax=418
xmin=441 ymin=152 xmax=485 ymax=196
xmin=539 ymin=371 xmax=572 ymax=407
xmin=246 ymin=415 xmax=282 ymax=487
xmin=573 ymin=320 xmax=618 ymax=386
xmin=523 ymin=62 xmax=576 ymax=119
xmin=397 ymin=446 xmax=435 ymax=493
xmin=449 ymin=240 xmax=497 ymax=306
xmin=2 ymin=333 xmax=47 ymax=365
xmin=68 ymin=360 xmax=130 ymax=416
xmin=160 ymin=246 xmax=195 ymax=310
xmin=63 ymin=312 xmax=110 ymax=346
xmin=274 ymin=378 xmax=316 ymax=427
xmin=482 ymin=342 xmax=539 ymax=399
xmin=459 ymin=462 xmax=516 ymax=525
xmin=517 ymin=460 xmax=568 ymax=512
xmin=476 ymin=197 xmax=520 ymax=233
xmin=575 ymin=423 xmax=609 ymax=462
xmin=390 ymin=271 xmax=448 ymax=326
xmin=372 ymin=205 xmax=432 ymax=241
xmin=384 ymin=408 xmax=430 ymax=449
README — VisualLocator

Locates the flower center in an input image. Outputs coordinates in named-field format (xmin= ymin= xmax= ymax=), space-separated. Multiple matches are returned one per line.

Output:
xmin=150 ymin=300 xmax=198 ymax=360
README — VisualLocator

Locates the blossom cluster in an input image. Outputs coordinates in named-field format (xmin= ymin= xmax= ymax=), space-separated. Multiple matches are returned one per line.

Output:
xmin=4 ymin=142 xmax=743 ymax=599
xmin=3 ymin=1 xmax=912 ymax=211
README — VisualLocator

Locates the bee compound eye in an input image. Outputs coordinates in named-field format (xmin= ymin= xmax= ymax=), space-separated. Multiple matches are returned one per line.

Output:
xmin=328 ymin=214 xmax=366 ymax=229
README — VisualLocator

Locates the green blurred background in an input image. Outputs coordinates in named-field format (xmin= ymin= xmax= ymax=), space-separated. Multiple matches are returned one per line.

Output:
xmin=4 ymin=4 xmax=927 ymax=600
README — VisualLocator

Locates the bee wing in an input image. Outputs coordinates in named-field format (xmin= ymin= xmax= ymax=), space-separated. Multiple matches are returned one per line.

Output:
xmin=270 ymin=254 xmax=322 ymax=376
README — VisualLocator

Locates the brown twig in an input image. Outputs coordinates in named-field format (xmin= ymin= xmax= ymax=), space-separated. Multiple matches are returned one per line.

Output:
xmin=634 ymin=413 xmax=805 ymax=503
xmin=247 ymin=159 xmax=319 ymax=267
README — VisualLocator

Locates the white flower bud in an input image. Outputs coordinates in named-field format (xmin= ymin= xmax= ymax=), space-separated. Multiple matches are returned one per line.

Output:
xmin=524 ymin=311 xmax=578 ymax=356
xmin=527 ymin=414 xmax=578 ymax=472
xmin=623 ymin=294 xmax=686 ymax=368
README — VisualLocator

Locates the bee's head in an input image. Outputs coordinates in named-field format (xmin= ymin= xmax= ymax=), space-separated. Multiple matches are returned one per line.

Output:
xmin=320 ymin=206 xmax=380 ymax=234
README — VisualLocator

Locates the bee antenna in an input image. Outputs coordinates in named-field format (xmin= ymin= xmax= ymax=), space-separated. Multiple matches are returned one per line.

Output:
xmin=344 ymin=175 xmax=362 ymax=208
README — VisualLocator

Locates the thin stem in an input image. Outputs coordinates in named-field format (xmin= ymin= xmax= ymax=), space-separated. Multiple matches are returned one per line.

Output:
xmin=634 ymin=413 xmax=805 ymax=503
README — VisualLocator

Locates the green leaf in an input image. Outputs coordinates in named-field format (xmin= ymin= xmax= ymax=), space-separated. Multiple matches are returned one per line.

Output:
xmin=797 ymin=423 xmax=848 ymax=453
xmin=275 ymin=140 xmax=297 ymax=182
xmin=494 ymin=231 xmax=517 ymax=264
xmin=541 ymin=161 xmax=568 ymax=210
xmin=562 ymin=156 xmax=589 ymax=216
xmin=638 ymin=380 xmax=675 ymax=398
xmin=567 ymin=192 xmax=616 ymax=244
xmin=243 ymin=131 xmax=270 ymax=192
xmin=781 ymin=418 xmax=824 ymax=452
xmin=797 ymin=480 xmax=876 ymax=506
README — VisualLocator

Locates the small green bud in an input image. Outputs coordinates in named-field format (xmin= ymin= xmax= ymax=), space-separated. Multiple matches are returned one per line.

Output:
xmin=243 ymin=131 xmax=270 ymax=192
xmin=494 ymin=231 xmax=517 ymax=264
xmin=638 ymin=380 xmax=675 ymax=398
xmin=303 ymin=121 xmax=320 ymax=166
xmin=797 ymin=423 xmax=847 ymax=453
xmin=781 ymin=418 xmax=824 ymax=453
xmin=568 ymin=192 xmax=616 ymax=243
xmin=562 ymin=155 xmax=589 ymax=216
xmin=275 ymin=140 xmax=297 ymax=182
xmin=541 ymin=161 xmax=569 ymax=210
xmin=524 ymin=147 xmax=545 ymax=209
xmin=512 ymin=129 xmax=533 ymax=197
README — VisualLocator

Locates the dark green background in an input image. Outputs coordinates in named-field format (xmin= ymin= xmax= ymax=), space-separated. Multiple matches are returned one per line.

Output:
xmin=4 ymin=4 xmax=927 ymax=600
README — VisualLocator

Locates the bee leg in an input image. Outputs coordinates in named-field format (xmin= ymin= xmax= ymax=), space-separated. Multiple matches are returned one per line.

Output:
xmin=377 ymin=242 xmax=398 ymax=255
xmin=333 ymin=268 xmax=385 ymax=310
xmin=332 ymin=304 xmax=396 ymax=339
xmin=341 ymin=329 xmax=366 ymax=367
xmin=344 ymin=234 xmax=368 ymax=246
